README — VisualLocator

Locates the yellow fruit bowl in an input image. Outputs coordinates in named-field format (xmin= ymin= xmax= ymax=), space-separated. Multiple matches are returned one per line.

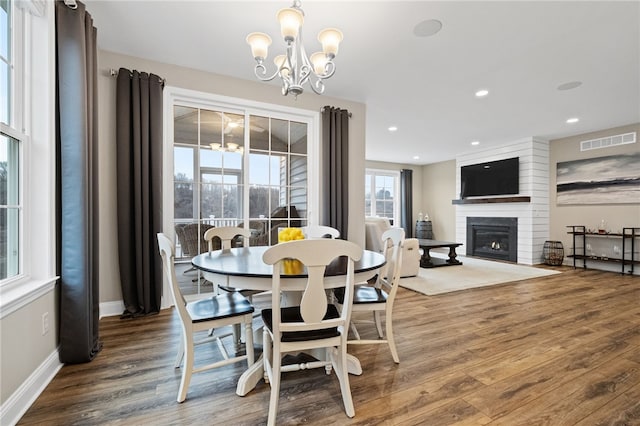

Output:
xmin=278 ymin=227 xmax=305 ymax=243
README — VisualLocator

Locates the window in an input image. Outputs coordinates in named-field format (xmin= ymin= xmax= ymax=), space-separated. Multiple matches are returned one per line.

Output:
xmin=0 ymin=0 xmax=55 ymax=312
xmin=0 ymin=0 xmax=23 ymax=282
xmin=166 ymin=89 xmax=318 ymax=295
xmin=365 ymin=169 xmax=400 ymax=225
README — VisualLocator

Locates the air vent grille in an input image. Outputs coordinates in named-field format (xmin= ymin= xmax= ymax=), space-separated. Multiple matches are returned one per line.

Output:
xmin=580 ymin=132 xmax=636 ymax=151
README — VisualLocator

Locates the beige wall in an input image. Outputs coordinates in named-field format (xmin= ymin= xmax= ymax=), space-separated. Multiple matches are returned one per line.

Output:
xmin=97 ymin=50 xmax=367 ymax=303
xmin=0 ymin=290 xmax=59 ymax=404
xmin=549 ymin=123 xmax=640 ymax=269
xmin=421 ymin=160 xmax=457 ymax=241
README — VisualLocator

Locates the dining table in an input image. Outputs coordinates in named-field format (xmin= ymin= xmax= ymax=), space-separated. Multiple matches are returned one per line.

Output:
xmin=191 ymin=245 xmax=386 ymax=396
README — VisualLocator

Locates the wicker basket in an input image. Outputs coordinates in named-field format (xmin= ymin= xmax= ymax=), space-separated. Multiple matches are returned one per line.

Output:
xmin=543 ymin=240 xmax=564 ymax=266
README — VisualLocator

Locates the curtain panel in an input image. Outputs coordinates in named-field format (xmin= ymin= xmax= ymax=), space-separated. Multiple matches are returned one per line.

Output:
xmin=116 ymin=69 xmax=164 ymax=317
xmin=321 ymin=107 xmax=350 ymax=239
xmin=55 ymin=0 xmax=102 ymax=363
xmin=400 ymin=169 xmax=413 ymax=238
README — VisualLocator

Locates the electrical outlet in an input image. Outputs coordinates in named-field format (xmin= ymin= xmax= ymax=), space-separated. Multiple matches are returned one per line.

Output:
xmin=42 ymin=312 xmax=50 ymax=335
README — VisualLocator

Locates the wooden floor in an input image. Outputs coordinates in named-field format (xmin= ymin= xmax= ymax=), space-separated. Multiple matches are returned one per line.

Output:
xmin=19 ymin=267 xmax=640 ymax=425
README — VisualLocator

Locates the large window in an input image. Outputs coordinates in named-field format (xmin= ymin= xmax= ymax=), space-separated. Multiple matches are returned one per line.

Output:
xmin=0 ymin=0 xmax=23 ymax=282
xmin=169 ymin=94 xmax=316 ymax=270
xmin=365 ymin=169 xmax=400 ymax=225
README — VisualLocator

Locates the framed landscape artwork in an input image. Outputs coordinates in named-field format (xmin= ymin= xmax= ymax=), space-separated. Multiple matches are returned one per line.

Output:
xmin=556 ymin=152 xmax=640 ymax=205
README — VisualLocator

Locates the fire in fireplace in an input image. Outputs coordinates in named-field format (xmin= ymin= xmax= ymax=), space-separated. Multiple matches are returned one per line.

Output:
xmin=467 ymin=217 xmax=518 ymax=262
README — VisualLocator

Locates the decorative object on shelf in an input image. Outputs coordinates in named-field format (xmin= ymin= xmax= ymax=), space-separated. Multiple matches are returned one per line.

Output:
xmin=598 ymin=219 xmax=607 ymax=234
xmin=246 ymin=0 xmax=343 ymax=97
xmin=543 ymin=240 xmax=564 ymax=266
xmin=418 ymin=212 xmax=423 ymax=221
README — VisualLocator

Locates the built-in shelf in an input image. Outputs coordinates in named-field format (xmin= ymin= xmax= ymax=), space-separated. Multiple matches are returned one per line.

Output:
xmin=452 ymin=196 xmax=531 ymax=205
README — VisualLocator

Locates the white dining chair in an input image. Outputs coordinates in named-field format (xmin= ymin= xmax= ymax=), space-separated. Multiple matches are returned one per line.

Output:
xmin=204 ymin=226 xmax=251 ymax=253
xmin=157 ymin=233 xmax=255 ymax=403
xmin=335 ymin=227 xmax=404 ymax=363
xmin=203 ymin=226 xmax=264 ymax=344
xmin=261 ymin=238 xmax=362 ymax=426
xmin=301 ymin=225 xmax=340 ymax=239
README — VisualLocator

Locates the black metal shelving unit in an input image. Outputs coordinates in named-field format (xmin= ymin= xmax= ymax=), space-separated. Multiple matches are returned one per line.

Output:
xmin=567 ymin=225 xmax=640 ymax=274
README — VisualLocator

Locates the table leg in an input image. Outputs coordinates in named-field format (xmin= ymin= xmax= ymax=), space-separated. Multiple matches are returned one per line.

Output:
xmin=236 ymin=355 xmax=264 ymax=396
xmin=420 ymin=247 xmax=433 ymax=268
xmin=447 ymin=246 xmax=462 ymax=265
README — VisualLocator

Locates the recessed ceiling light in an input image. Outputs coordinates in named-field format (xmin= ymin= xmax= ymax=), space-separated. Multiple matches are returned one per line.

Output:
xmin=413 ymin=155 xmax=420 ymax=160
xmin=413 ymin=19 xmax=443 ymax=38
xmin=471 ymin=141 xmax=480 ymax=146
xmin=566 ymin=117 xmax=579 ymax=124
xmin=388 ymin=126 xmax=398 ymax=132
xmin=475 ymin=89 xmax=489 ymax=97
xmin=557 ymin=81 xmax=582 ymax=91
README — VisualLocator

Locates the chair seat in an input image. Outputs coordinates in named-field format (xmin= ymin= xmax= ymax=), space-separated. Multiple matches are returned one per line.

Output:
xmin=187 ymin=291 xmax=254 ymax=323
xmin=262 ymin=305 xmax=341 ymax=342
xmin=334 ymin=285 xmax=388 ymax=304
xmin=218 ymin=285 xmax=263 ymax=297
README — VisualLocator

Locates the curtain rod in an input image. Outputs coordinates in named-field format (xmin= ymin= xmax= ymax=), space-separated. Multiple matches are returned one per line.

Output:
xmin=109 ymin=68 xmax=166 ymax=85
xmin=320 ymin=106 xmax=352 ymax=118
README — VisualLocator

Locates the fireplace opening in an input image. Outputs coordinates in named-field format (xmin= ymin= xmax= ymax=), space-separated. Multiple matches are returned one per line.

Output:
xmin=467 ymin=217 xmax=517 ymax=262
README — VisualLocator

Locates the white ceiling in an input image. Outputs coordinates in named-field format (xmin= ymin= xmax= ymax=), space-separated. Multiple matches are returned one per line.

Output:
xmin=85 ymin=0 xmax=640 ymax=165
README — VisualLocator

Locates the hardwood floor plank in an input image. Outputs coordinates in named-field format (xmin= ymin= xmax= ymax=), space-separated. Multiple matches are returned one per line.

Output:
xmin=485 ymin=358 xmax=640 ymax=425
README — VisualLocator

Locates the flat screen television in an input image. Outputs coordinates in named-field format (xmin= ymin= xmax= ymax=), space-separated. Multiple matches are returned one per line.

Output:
xmin=460 ymin=157 xmax=519 ymax=198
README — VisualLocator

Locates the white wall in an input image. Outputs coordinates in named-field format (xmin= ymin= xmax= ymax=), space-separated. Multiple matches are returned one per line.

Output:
xmin=455 ymin=138 xmax=550 ymax=265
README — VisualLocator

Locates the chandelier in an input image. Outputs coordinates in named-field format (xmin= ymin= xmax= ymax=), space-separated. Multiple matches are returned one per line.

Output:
xmin=246 ymin=0 xmax=343 ymax=97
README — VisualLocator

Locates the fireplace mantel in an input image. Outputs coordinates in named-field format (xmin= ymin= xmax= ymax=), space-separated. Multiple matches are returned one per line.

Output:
xmin=452 ymin=196 xmax=531 ymax=205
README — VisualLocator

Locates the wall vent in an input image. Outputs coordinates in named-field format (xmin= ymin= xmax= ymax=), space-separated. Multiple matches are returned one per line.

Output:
xmin=580 ymin=132 xmax=636 ymax=151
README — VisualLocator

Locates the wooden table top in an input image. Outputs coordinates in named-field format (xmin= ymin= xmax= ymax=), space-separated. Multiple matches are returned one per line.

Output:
xmin=417 ymin=239 xmax=463 ymax=248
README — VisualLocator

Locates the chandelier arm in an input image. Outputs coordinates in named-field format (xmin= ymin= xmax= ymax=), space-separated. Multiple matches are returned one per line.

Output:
xmin=309 ymin=77 xmax=325 ymax=95
xmin=253 ymin=62 xmax=282 ymax=82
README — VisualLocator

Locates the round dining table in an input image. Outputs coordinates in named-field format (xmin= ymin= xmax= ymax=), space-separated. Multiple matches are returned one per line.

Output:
xmin=191 ymin=245 xmax=386 ymax=396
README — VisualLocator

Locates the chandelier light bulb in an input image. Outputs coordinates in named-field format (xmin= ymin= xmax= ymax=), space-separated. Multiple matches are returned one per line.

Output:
xmin=277 ymin=8 xmax=303 ymax=42
xmin=227 ymin=142 xmax=239 ymax=152
xmin=310 ymin=52 xmax=328 ymax=75
xmin=210 ymin=143 xmax=221 ymax=150
xmin=318 ymin=28 xmax=343 ymax=58
xmin=274 ymin=55 xmax=290 ymax=78
xmin=246 ymin=32 xmax=272 ymax=60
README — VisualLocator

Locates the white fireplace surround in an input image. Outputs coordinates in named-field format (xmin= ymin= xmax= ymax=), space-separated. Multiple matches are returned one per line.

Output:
xmin=455 ymin=138 xmax=550 ymax=265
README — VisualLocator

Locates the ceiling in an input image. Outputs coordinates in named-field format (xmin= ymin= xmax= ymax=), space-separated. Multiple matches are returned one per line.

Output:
xmin=85 ymin=1 xmax=640 ymax=165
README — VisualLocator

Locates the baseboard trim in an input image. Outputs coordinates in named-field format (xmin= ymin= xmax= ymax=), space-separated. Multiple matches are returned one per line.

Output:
xmin=99 ymin=300 xmax=125 ymax=318
xmin=0 ymin=348 xmax=62 ymax=426
xmin=99 ymin=297 xmax=173 ymax=318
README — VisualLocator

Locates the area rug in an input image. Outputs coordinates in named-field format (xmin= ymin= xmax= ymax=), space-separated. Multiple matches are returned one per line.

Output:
xmin=399 ymin=254 xmax=561 ymax=296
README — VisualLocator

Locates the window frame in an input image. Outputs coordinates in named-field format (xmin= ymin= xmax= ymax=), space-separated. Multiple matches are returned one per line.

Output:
xmin=365 ymin=168 xmax=401 ymax=225
xmin=0 ymin=0 xmax=56 ymax=317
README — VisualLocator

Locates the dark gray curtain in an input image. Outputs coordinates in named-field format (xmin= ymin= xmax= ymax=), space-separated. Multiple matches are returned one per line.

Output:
xmin=116 ymin=68 xmax=164 ymax=317
xmin=321 ymin=107 xmax=349 ymax=239
xmin=400 ymin=169 xmax=413 ymax=238
xmin=55 ymin=0 xmax=101 ymax=363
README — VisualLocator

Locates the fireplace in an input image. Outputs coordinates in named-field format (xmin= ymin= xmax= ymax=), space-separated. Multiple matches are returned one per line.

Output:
xmin=467 ymin=217 xmax=518 ymax=262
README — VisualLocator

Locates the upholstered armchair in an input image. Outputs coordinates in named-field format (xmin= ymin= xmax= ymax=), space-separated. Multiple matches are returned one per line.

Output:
xmin=364 ymin=217 xmax=420 ymax=277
